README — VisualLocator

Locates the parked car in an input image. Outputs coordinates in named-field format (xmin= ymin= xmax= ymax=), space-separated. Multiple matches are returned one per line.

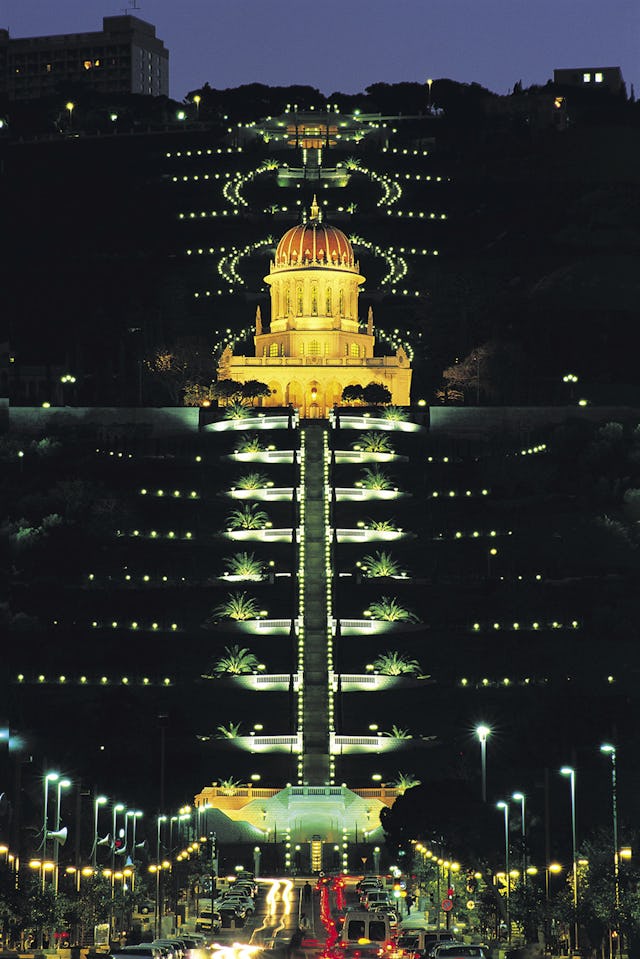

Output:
xmin=394 ymin=932 xmax=455 ymax=959
xmin=217 ymin=893 xmax=256 ymax=913
xmin=195 ymin=907 xmax=222 ymax=933
xmin=429 ymin=945 xmax=488 ymax=959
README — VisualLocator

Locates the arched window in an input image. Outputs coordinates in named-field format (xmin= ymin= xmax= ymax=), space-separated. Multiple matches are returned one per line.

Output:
xmin=309 ymin=340 xmax=320 ymax=356
xmin=325 ymin=288 xmax=332 ymax=315
xmin=297 ymin=286 xmax=304 ymax=316
xmin=285 ymin=287 xmax=291 ymax=315
xmin=269 ymin=343 xmax=279 ymax=357
xmin=274 ymin=286 xmax=280 ymax=318
xmin=350 ymin=293 xmax=356 ymax=319
xmin=311 ymin=285 xmax=318 ymax=316
xmin=339 ymin=290 xmax=344 ymax=317
xmin=350 ymin=342 xmax=360 ymax=357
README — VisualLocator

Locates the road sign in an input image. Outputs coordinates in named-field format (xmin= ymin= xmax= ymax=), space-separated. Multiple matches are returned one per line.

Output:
xmin=441 ymin=899 xmax=453 ymax=912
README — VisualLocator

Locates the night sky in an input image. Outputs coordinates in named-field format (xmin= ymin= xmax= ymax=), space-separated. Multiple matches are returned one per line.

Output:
xmin=3 ymin=0 xmax=638 ymax=102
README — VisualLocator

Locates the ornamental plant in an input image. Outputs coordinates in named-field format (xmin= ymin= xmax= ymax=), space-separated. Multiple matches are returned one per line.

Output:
xmin=383 ymin=406 xmax=406 ymax=421
xmin=223 ymin=551 xmax=264 ymax=579
xmin=360 ymin=550 xmax=405 ymax=578
xmin=384 ymin=724 xmax=413 ymax=740
xmin=390 ymin=772 xmax=421 ymax=792
xmin=371 ymin=650 xmax=422 ymax=675
xmin=212 ymin=591 xmax=260 ymax=621
xmin=353 ymin=431 xmax=394 ymax=454
xmin=224 ymin=400 xmax=252 ymax=420
xmin=360 ymin=466 xmax=394 ymax=490
xmin=226 ymin=504 xmax=270 ymax=530
xmin=234 ymin=433 xmax=265 ymax=453
xmin=366 ymin=596 xmax=419 ymax=622
xmin=216 ymin=725 xmax=242 ymax=740
xmin=234 ymin=471 xmax=270 ymax=490
xmin=208 ymin=645 xmax=261 ymax=676
xmin=365 ymin=518 xmax=399 ymax=532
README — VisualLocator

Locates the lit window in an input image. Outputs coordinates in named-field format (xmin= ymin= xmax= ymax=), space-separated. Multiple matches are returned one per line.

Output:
xmin=595 ymin=72 xmax=603 ymax=83
xmin=269 ymin=343 xmax=279 ymax=357
xmin=350 ymin=343 xmax=359 ymax=357
xmin=311 ymin=285 xmax=318 ymax=315
xmin=583 ymin=72 xmax=591 ymax=82
xmin=325 ymin=289 xmax=332 ymax=315
xmin=309 ymin=340 xmax=320 ymax=356
xmin=297 ymin=287 xmax=303 ymax=315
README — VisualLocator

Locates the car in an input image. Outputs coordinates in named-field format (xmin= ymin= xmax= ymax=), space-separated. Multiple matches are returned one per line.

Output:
xmin=195 ymin=907 xmax=222 ymax=934
xmin=395 ymin=932 xmax=455 ymax=959
xmin=218 ymin=894 xmax=256 ymax=913
xmin=363 ymin=892 xmax=393 ymax=910
xmin=429 ymin=945 xmax=488 ymax=959
xmin=112 ymin=948 xmax=165 ymax=959
xmin=151 ymin=941 xmax=183 ymax=959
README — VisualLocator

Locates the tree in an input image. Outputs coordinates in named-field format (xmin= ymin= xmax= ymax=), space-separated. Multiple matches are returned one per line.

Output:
xmin=342 ymin=384 xmax=365 ymax=403
xmin=145 ymin=337 xmax=212 ymax=405
xmin=241 ymin=380 xmax=272 ymax=405
xmin=363 ymin=382 xmax=392 ymax=405
xmin=211 ymin=379 xmax=244 ymax=404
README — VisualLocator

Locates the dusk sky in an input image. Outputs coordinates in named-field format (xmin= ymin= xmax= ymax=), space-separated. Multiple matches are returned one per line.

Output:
xmin=3 ymin=0 xmax=638 ymax=102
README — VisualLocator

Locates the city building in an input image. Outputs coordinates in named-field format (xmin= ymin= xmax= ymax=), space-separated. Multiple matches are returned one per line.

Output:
xmin=219 ymin=197 xmax=412 ymax=418
xmin=553 ymin=66 xmax=625 ymax=95
xmin=0 ymin=15 xmax=169 ymax=100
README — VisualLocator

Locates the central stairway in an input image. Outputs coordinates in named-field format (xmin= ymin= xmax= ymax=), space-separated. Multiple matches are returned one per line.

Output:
xmin=300 ymin=423 xmax=332 ymax=784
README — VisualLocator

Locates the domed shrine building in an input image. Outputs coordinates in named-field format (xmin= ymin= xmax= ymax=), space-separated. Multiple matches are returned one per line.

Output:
xmin=218 ymin=199 xmax=412 ymax=417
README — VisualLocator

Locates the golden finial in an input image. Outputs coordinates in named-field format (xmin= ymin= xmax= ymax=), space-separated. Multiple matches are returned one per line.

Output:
xmin=310 ymin=195 xmax=320 ymax=222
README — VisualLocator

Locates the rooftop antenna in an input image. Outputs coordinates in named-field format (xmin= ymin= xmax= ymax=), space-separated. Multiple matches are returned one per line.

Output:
xmin=122 ymin=0 xmax=141 ymax=12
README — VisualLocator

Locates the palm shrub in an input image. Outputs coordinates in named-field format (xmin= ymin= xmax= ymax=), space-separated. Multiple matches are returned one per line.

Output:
xmin=383 ymin=406 xmax=406 ymax=421
xmin=353 ymin=431 xmax=394 ymax=454
xmin=371 ymin=650 xmax=422 ymax=675
xmin=365 ymin=518 xmax=399 ymax=532
xmin=360 ymin=550 xmax=405 ymax=578
xmin=385 ymin=724 xmax=413 ymax=739
xmin=223 ymin=552 xmax=264 ymax=579
xmin=224 ymin=400 xmax=252 ymax=420
xmin=235 ymin=471 xmax=270 ymax=490
xmin=212 ymin=591 xmax=260 ymax=621
xmin=207 ymin=645 xmax=261 ymax=676
xmin=360 ymin=467 xmax=394 ymax=490
xmin=226 ymin=504 xmax=270 ymax=530
xmin=365 ymin=596 xmax=419 ymax=622
xmin=234 ymin=433 xmax=265 ymax=453
xmin=217 ymin=724 xmax=242 ymax=740
xmin=390 ymin=772 xmax=421 ymax=792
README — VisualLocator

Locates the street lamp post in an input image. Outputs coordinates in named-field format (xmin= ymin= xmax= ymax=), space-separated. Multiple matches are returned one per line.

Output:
xmin=426 ymin=79 xmax=433 ymax=111
xmin=476 ymin=726 xmax=491 ymax=802
xmin=111 ymin=803 xmax=125 ymax=873
xmin=42 ymin=772 xmax=59 ymax=859
xmin=601 ymin=744 xmax=619 ymax=949
xmin=157 ymin=815 xmax=167 ymax=863
xmin=496 ymin=802 xmax=511 ymax=942
xmin=560 ymin=766 xmax=579 ymax=951
xmin=53 ymin=778 xmax=71 ymax=894
xmin=92 ymin=795 xmax=108 ymax=868
xmin=512 ymin=792 xmax=527 ymax=882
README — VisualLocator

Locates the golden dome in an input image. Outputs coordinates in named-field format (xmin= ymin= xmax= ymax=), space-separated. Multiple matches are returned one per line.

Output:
xmin=274 ymin=197 xmax=355 ymax=269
